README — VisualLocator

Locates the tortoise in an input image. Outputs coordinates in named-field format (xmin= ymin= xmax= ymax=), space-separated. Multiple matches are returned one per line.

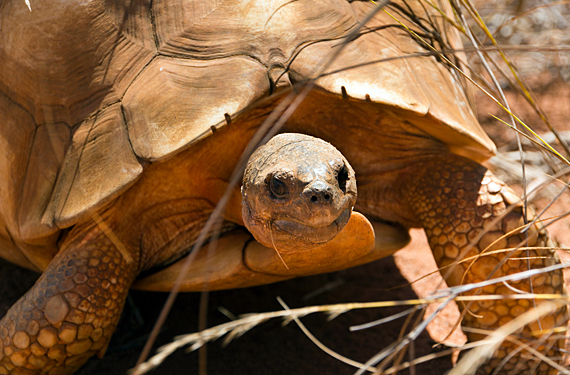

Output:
xmin=0 ymin=0 xmax=566 ymax=374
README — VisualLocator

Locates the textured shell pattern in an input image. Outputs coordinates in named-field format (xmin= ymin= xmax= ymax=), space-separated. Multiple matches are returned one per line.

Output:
xmin=0 ymin=0 xmax=494 ymax=270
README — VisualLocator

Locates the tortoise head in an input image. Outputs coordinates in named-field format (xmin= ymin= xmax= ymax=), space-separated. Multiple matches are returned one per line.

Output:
xmin=242 ymin=133 xmax=357 ymax=253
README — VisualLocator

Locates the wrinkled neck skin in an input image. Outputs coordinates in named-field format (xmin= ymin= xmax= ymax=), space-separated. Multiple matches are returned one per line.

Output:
xmin=242 ymin=133 xmax=357 ymax=253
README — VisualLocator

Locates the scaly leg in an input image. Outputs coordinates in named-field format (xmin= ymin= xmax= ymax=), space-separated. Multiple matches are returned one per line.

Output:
xmin=405 ymin=154 xmax=566 ymax=374
xmin=0 ymin=222 xmax=138 ymax=374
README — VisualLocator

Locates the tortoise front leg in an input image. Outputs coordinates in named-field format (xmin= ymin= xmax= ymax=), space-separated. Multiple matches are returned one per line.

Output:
xmin=0 ymin=223 xmax=138 ymax=374
xmin=405 ymin=154 xmax=566 ymax=374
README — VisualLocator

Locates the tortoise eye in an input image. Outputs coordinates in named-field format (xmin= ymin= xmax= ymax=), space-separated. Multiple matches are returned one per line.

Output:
xmin=337 ymin=165 xmax=349 ymax=193
xmin=269 ymin=176 xmax=289 ymax=199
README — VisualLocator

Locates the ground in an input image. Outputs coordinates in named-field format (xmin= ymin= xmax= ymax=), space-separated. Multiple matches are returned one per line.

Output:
xmin=0 ymin=245 xmax=454 ymax=375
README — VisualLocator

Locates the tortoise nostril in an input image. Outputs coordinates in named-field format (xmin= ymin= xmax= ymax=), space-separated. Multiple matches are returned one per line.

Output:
xmin=306 ymin=182 xmax=334 ymax=204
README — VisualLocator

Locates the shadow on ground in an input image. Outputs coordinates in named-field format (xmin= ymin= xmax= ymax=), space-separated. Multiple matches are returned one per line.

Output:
xmin=0 ymin=254 xmax=452 ymax=375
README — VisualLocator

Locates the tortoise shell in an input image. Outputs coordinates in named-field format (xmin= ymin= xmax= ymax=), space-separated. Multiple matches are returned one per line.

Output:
xmin=0 ymin=0 xmax=494 ymax=273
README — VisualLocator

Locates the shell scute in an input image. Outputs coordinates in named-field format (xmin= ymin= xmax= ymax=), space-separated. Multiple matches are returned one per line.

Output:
xmin=1 ymin=0 xmax=496 ymax=269
xmin=18 ymin=123 xmax=70 ymax=246
xmin=0 ymin=0 xmax=155 ymax=127
xmin=123 ymin=56 xmax=269 ymax=161
xmin=153 ymin=0 xmax=354 ymax=65
xmin=45 ymin=104 xmax=143 ymax=229
xmin=0 ymin=91 xmax=41 ymax=269
xmin=289 ymin=1 xmax=495 ymax=158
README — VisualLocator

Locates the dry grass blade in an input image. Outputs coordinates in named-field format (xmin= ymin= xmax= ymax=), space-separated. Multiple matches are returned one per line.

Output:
xmin=350 ymin=307 xmax=417 ymax=331
xmin=129 ymin=257 xmax=567 ymax=374
xmin=461 ymin=0 xmax=570 ymax=158
xmin=277 ymin=297 xmax=378 ymax=373
xmin=382 ymin=2 xmax=570 ymax=166
xmin=355 ymin=297 xmax=455 ymax=375
xmin=448 ymin=301 xmax=566 ymax=375
xmin=91 ymin=212 xmax=133 ymax=264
